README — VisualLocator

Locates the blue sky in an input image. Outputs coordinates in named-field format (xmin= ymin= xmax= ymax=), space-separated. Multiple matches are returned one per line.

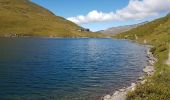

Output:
xmin=32 ymin=0 xmax=170 ymax=31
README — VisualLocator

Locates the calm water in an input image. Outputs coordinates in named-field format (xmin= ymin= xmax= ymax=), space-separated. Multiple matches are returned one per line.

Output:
xmin=0 ymin=38 xmax=148 ymax=100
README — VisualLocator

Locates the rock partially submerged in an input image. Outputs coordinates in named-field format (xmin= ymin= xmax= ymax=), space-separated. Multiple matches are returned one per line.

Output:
xmin=103 ymin=47 xmax=157 ymax=100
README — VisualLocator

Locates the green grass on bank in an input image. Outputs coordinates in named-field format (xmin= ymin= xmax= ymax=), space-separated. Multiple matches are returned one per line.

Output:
xmin=0 ymin=0 xmax=105 ymax=38
xmin=115 ymin=14 xmax=170 ymax=100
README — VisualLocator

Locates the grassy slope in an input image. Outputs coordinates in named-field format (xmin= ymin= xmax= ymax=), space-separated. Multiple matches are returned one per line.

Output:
xmin=0 ymin=0 xmax=104 ymax=37
xmin=115 ymin=14 xmax=170 ymax=100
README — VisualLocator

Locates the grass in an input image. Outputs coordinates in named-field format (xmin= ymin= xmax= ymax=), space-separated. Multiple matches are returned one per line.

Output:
xmin=0 ymin=0 xmax=105 ymax=38
xmin=115 ymin=14 xmax=170 ymax=100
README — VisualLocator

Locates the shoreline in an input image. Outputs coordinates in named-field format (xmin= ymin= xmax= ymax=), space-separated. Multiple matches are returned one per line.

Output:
xmin=0 ymin=36 xmax=112 ymax=39
xmin=103 ymin=45 xmax=157 ymax=100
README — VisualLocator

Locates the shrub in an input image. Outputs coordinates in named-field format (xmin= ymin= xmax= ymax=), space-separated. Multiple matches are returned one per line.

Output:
xmin=159 ymin=46 xmax=167 ymax=52
xmin=150 ymin=47 xmax=156 ymax=53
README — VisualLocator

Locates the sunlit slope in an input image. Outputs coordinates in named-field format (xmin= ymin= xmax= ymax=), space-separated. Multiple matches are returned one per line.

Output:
xmin=0 ymin=0 xmax=103 ymax=37
xmin=116 ymin=14 xmax=170 ymax=100
xmin=116 ymin=14 xmax=170 ymax=43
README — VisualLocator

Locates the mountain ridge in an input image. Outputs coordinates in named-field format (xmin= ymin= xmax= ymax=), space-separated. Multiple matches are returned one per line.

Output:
xmin=99 ymin=22 xmax=148 ymax=35
xmin=0 ymin=0 xmax=103 ymax=37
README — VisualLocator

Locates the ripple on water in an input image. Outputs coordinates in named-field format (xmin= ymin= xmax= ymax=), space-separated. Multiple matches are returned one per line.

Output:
xmin=0 ymin=38 xmax=148 ymax=100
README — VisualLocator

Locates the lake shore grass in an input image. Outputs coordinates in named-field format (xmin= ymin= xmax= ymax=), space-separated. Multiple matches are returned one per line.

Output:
xmin=125 ymin=41 xmax=170 ymax=100
xmin=112 ymin=14 xmax=170 ymax=100
xmin=103 ymin=38 xmax=169 ymax=100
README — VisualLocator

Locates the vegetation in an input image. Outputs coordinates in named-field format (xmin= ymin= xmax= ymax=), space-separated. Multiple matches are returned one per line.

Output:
xmin=115 ymin=14 xmax=170 ymax=100
xmin=1 ymin=0 xmax=170 ymax=99
xmin=0 ymin=0 xmax=105 ymax=38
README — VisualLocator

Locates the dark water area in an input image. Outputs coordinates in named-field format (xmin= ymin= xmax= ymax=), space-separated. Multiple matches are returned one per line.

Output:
xmin=0 ymin=38 xmax=148 ymax=100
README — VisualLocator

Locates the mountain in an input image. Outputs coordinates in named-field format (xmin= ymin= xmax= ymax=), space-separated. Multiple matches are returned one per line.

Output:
xmin=0 ymin=0 xmax=103 ymax=37
xmin=116 ymin=14 xmax=170 ymax=43
xmin=99 ymin=22 xmax=147 ymax=35
xmin=115 ymin=14 xmax=170 ymax=100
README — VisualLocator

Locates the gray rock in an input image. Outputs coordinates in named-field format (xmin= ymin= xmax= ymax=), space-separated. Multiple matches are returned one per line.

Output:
xmin=103 ymin=95 xmax=111 ymax=100
xmin=140 ymin=80 xmax=147 ymax=84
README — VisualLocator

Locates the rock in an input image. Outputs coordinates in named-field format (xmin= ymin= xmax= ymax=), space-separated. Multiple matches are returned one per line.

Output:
xmin=132 ymin=87 xmax=135 ymax=91
xmin=149 ymin=60 xmax=155 ymax=65
xmin=119 ymin=89 xmax=125 ymax=92
xmin=138 ymin=76 xmax=144 ymax=80
xmin=131 ymin=83 xmax=136 ymax=87
xmin=140 ymin=80 xmax=147 ymax=84
xmin=113 ymin=91 xmax=119 ymax=95
xmin=103 ymin=95 xmax=111 ymax=100
xmin=131 ymin=83 xmax=136 ymax=91
xmin=143 ymin=66 xmax=154 ymax=73
xmin=125 ymin=83 xmax=137 ymax=92
xmin=126 ymin=87 xmax=132 ymax=92
xmin=110 ymin=92 xmax=126 ymax=100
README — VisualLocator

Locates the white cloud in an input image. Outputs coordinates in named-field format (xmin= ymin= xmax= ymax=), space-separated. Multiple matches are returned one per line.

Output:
xmin=67 ymin=0 xmax=170 ymax=24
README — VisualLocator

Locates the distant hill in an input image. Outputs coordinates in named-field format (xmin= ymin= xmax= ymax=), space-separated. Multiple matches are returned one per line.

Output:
xmin=0 ymin=0 xmax=103 ymax=37
xmin=116 ymin=14 xmax=170 ymax=43
xmin=99 ymin=22 xmax=148 ymax=35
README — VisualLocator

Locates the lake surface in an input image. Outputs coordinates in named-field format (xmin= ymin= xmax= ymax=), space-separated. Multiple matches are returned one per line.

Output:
xmin=0 ymin=38 xmax=148 ymax=100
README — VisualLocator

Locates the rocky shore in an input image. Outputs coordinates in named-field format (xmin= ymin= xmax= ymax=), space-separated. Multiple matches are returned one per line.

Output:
xmin=103 ymin=47 xmax=157 ymax=100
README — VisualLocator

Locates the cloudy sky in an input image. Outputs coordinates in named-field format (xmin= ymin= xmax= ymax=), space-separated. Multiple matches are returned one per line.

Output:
xmin=32 ymin=0 xmax=170 ymax=31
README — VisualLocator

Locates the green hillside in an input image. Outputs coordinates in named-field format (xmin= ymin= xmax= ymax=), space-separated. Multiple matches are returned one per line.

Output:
xmin=0 ymin=0 xmax=103 ymax=37
xmin=116 ymin=14 xmax=170 ymax=100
